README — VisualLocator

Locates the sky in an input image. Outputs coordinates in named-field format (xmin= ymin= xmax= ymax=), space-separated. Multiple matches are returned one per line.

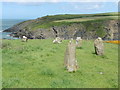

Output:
xmin=0 ymin=1 xmax=119 ymax=19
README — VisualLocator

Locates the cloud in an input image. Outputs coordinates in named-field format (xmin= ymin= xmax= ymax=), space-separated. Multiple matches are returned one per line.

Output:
xmin=87 ymin=4 xmax=102 ymax=9
xmin=70 ymin=2 xmax=103 ymax=10
xmin=1 ymin=0 xmax=119 ymax=2
xmin=74 ymin=5 xmax=79 ymax=9
xmin=94 ymin=4 xmax=101 ymax=8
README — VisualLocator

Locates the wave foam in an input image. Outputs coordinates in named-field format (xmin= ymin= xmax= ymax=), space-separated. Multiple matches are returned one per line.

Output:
xmin=0 ymin=30 xmax=3 ymax=32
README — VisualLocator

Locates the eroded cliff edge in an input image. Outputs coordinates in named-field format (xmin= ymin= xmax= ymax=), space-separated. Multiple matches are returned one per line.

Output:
xmin=4 ymin=13 xmax=119 ymax=40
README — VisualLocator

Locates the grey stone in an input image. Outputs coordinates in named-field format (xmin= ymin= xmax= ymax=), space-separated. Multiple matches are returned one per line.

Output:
xmin=94 ymin=37 xmax=104 ymax=55
xmin=64 ymin=39 xmax=78 ymax=72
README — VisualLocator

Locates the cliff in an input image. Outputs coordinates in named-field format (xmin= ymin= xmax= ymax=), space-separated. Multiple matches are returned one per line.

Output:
xmin=3 ymin=12 xmax=119 ymax=40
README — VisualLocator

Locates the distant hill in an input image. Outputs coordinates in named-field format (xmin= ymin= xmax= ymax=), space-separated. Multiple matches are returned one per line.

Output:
xmin=4 ymin=12 xmax=119 ymax=40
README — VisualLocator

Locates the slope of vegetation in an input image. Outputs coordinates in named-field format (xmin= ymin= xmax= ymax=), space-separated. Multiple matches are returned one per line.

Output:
xmin=54 ymin=16 xmax=118 ymax=22
xmin=18 ymin=12 xmax=118 ymax=30
xmin=2 ymin=39 xmax=118 ymax=88
xmin=31 ymin=13 xmax=118 ymax=29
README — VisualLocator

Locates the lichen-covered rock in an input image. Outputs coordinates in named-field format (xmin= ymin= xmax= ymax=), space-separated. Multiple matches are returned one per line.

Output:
xmin=94 ymin=37 xmax=104 ymax=55
xmin=64 ymin=39 xmax=78 ymax=72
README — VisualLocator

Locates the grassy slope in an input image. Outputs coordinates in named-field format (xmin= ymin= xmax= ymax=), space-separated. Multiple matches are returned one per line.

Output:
xmin=54 ymin=16 xmax=118 ymax=22
xmin=23 ymin=12 xmax=118 ymax=30
xmin=2 ymin=39 xmax=118 ymax=88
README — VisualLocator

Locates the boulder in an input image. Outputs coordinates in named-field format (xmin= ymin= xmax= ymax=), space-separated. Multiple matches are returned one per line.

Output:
xmin=94 ymin=37 xmax=104 ymax=55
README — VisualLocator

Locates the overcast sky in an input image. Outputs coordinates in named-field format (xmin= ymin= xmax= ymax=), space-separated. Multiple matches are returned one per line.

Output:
xmin=0 ymin=1 xmax=119 ymax=19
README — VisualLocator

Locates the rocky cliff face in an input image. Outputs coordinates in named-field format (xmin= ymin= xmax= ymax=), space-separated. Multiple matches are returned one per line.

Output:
xmin=4 ymin=19 xmax=119 ymax=40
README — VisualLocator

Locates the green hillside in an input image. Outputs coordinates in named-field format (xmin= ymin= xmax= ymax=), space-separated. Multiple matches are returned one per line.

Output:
xmin=20 ymin=12 xmax=118 ymax=30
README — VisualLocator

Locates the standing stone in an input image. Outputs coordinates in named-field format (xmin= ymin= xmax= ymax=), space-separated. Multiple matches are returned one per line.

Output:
xmin=22 ymin=36 xmax=28 ymax=42
xmin=64 ymin=39 xmax=78 ymax=72
xmin=53 ymin=37 xmax=62 ymax=44
xmin=76 ymin=37 xmax=82 ymax=47
xmin=94 ymin=37 xmax=104 ymax=55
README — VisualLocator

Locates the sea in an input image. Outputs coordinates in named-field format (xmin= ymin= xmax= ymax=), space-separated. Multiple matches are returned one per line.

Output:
xmin=0 ymin=19 xmax=27 ymax=39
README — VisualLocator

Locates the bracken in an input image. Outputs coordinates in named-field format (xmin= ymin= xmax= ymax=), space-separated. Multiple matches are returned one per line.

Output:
xmin=104 ymin=40 xmax=120 ymax=44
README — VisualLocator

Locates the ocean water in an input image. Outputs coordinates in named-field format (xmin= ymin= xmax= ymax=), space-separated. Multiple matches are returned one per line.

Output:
xmin=0 ymin=19 xmax=27 ymax=39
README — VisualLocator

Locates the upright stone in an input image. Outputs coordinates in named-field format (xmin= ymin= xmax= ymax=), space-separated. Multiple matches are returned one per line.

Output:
xmin=76 ymin=37 xmax=82 ymax=47
xmin=22 ymin=36 xmax=28 ymax=42
xmin=64 ymin=39 xmax=78 ymax=72
xmin=94 ymin=37 xmax=104 ymax=55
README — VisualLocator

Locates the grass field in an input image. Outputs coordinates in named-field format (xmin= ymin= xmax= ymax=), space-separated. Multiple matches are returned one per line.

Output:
xmin=2 ymin=39 xmax=118 ymax=88
xmin=54 ymin=16 xmax=118 ymax=23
